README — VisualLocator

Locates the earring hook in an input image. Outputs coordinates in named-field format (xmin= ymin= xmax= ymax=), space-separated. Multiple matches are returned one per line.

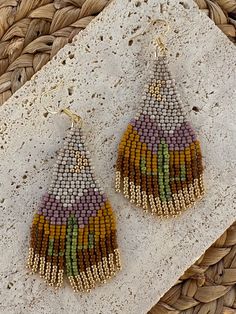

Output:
xmin=129 ymin=18 xmax=170 ymax=57
xmin=61 ymin=108 xmax=82 ymax=128
xmin=153 ymin=19 xmax=170 ymax=57
xmin=44 ymin=107 xmax=82 ymax=128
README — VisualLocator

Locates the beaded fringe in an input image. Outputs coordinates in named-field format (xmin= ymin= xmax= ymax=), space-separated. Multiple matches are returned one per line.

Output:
xmin=27 ymin=247 xmax=121 ymax=292
xmin=115 ymin=56 xmax=205 ymax=217
xmin=27 ymin=125 xmax=121 ymax=291
xmin=115 ymin=171 xmax=204 ymax=217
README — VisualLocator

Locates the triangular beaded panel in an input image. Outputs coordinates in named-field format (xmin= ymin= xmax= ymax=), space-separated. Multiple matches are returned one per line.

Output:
xmin=27 ymin=125 xmax=121 ymax=292
xmin=115 ymin=56 xmax=204 ymax=217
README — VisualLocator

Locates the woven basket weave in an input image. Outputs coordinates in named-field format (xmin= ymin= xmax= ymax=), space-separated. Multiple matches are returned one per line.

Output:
xmin=196 ymin=0 xmax=236 ymax=41
xmin=149 ymin=222 xmax=236 ymax=314
xmin=0 ymin=0 xmax=110 ymax=105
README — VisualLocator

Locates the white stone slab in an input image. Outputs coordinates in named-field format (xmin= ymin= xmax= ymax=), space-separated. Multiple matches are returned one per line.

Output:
xmin=0 ymin=0 xmax=236 ymax=313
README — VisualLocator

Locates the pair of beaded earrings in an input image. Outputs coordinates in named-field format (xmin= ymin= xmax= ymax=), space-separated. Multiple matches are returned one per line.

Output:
xmin=27 ymin=20 xmax=205 ymax=292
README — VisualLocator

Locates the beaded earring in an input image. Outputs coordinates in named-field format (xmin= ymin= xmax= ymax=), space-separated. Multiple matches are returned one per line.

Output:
xmin=115 ymin=20 xmax=205 ymax=217
xmin=27 ymin=108 xmax=121 ymax=292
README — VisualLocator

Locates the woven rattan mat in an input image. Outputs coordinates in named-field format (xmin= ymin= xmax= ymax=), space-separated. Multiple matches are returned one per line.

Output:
xmin=0 ymin=1 xmax=235 ymax=313
xmin=149 ymin=222 xmax=236 ymax=314
xmin=0 ymin=0 xmax=110 ymax=105
xmin=196 ymin=0 xmax=236 ymax=42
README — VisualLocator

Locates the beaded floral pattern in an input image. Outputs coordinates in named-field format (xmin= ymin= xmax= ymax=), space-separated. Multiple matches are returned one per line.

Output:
xmin=115 ymin=56 xmax=205 ymax=217
xmin=27 ymin=125 xmax=121 ymax=292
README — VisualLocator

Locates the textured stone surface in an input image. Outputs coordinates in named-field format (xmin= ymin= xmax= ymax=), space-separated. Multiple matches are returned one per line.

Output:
xmin=0 ymin=0 xmax=236 ymax=313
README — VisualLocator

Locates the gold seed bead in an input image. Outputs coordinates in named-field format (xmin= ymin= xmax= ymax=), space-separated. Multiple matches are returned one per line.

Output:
xmin=81 ymin=272 xmax=90 ymax=291
xmin=97 ymin=262 xmax=106 ymax=282
xmin=32 ymin=254 xmax=39 ymax=273
xmin=44 ymin=262 xmax=51 ymax=282
xmin=26 ymin=248 xmax=34 ymax=268
xmin=114 ymin=249 xmax=122 ymax=270
xmin=129 ymin=183 xmax=135 ymax=199
xmin=39 ymin=257 xmax=46 ymax=277
xmin=108 ymin=254 xmax=115 ymax=275
xmin=75 ymin=275 xmax=83 ymax=291
xmin=56 ymin=270 xmax=64 ymax=289
xmin=91 ymin=265 xmax=99 ymax=282
xmin=86 ymin=269 xmax=95 ymax=288
xmin=50 ymin=266 xmax=58 ymax=285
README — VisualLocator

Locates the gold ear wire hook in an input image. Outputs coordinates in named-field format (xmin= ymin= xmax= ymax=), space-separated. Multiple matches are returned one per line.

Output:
xmin=130 ymin=19 xmax=158 ymax=40
xmin=129 ymin=19 xmax=170 ymax=58
xmin=44 ymin=107 xmax=82 ymax=128
xmin=153 ymin=19 xmax=170 ymax=57
xmin=61 ymin=108 xmax=82 ymax=128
